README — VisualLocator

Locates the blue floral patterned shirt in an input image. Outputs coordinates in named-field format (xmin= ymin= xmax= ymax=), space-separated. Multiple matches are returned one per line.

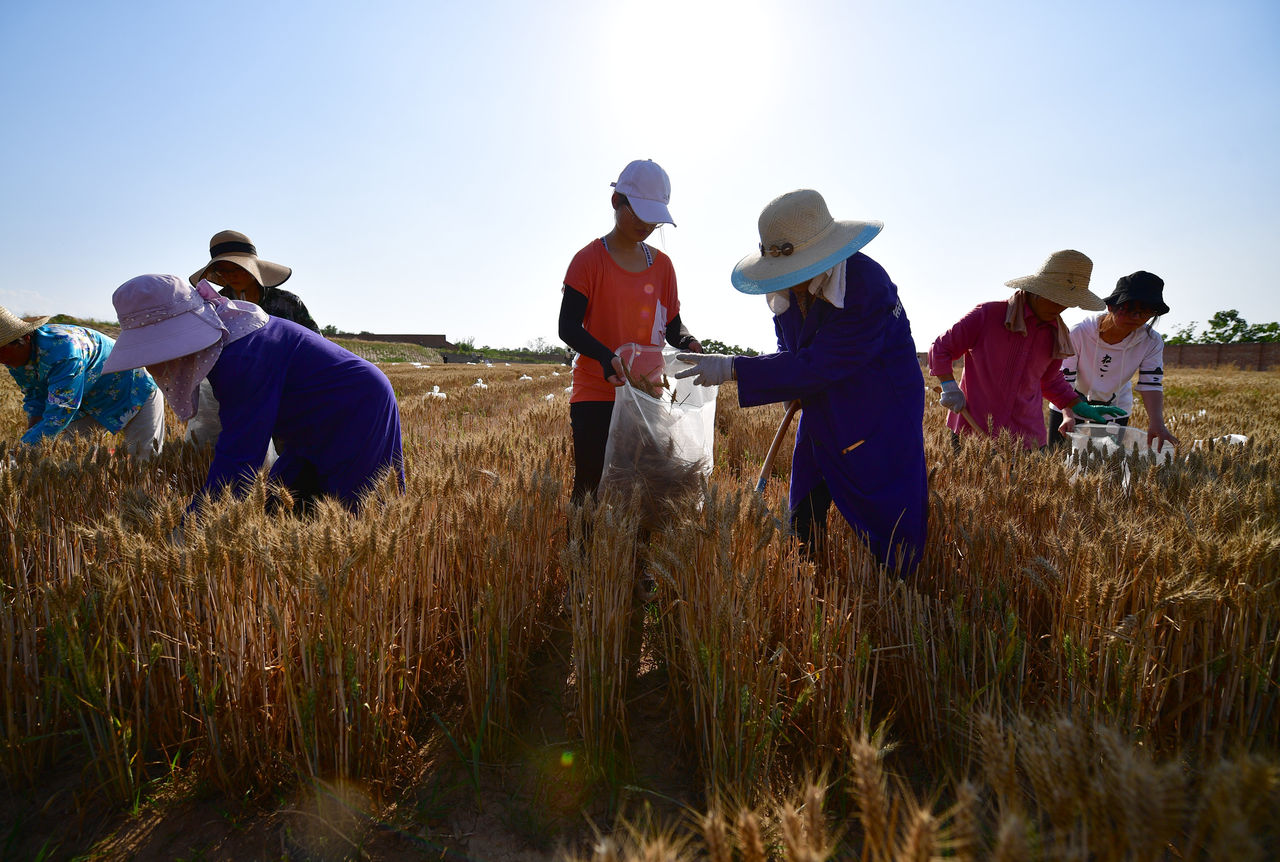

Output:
xmin=8 ymin=324 xmax=157 ymax=445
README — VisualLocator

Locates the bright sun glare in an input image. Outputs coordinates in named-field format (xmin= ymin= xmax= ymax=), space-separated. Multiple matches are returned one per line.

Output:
xmin=598 ymin=1 xmax=780 ymax=139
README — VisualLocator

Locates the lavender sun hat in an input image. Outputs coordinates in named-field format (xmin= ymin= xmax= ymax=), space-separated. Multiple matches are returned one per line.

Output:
xmin=101 ymin=274 xmax=225 ymax=373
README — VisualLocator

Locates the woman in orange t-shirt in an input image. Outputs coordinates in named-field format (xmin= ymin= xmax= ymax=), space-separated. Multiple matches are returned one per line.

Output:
xmin=557 ymin=159 xmax=703 ymax=503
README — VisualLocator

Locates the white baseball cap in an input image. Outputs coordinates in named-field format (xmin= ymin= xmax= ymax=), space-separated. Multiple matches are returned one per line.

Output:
xmin=610 ymin=159 xmax=675 ymax=226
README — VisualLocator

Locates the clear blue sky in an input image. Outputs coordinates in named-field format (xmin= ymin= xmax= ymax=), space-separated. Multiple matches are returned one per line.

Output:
xmin=1 ymin=1 xmax=1276 ymax=354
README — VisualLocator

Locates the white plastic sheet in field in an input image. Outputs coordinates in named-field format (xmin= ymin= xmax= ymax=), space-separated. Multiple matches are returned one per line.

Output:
xmin=1191 ymin=434 xmax=1249 ymax=450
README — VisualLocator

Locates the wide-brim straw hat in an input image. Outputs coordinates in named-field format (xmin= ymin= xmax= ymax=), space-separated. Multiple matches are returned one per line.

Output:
xmin=0 ymin=306 xmax=50 ymax=347
xmin=102 ymin=274 xmax=225 ymax=373
xmin=188 ymin=230 xmax=292 ymax=288
xmin=731 ymin=189 xmax=883 ymax=295
xmin=1005 ymin=250 xmax=1105 ymax=310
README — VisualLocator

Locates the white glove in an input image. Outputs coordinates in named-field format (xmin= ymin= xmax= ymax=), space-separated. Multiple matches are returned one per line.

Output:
xmin=674 ymin=353 xmax=736 ymax=386
xmin=939 ymin=380 xmax=966 ymax=413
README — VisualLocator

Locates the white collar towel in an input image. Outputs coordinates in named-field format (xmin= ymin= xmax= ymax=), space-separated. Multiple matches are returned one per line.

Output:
xmin=765 ymin=262 xmax=847 ymax=316
xmin=1005 ymin=290 xmax=1075 ymax=359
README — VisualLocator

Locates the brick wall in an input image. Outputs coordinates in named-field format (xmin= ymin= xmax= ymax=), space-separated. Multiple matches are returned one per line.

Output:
xmin=1163 ymin=342 xmax=1280 ymax=370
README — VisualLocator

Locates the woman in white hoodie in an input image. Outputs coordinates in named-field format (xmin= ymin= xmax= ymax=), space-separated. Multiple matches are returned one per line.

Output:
xmin=1050 ymin=271 xmax=1179 ymax=449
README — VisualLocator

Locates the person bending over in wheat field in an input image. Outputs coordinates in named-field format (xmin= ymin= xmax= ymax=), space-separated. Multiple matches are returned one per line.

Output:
xmin=105 ymin=274 xmax=403 ymax=515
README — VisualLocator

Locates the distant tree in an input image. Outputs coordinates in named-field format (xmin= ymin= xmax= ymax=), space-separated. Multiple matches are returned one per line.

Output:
xmin=525 ymin=336 xmax=559 ymax=354
xmin=453 ymin=336 xmax=475 ymax=351
xmin=1204 ymin=310 xmax=1252 ymax=343
xmin=700 ymin=339 xmax=760 ymax=357
xmin=321 ymin=324 xmax=338 ymax=337
xmin=1246 ymin=321 xmax=1280 ymax=342
xmin=1165 ymin=310 xmax=1280 ymax=344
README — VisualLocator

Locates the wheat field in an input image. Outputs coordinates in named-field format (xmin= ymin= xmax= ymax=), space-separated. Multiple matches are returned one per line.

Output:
xmin=1 ymin=360 xmax=1276 ymax=860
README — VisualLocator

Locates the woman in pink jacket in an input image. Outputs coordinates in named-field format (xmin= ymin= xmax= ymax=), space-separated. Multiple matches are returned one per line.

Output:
xmin=928 ymin=250 xmax=1125 ymax=448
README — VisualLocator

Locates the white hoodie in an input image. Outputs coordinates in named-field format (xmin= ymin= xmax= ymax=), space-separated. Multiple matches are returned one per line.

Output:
xmin=1061 ymin=314 xmax=1165 ymax=415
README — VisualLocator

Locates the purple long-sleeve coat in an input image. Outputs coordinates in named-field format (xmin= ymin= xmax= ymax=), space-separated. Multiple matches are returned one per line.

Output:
xmin=734 ymin=253 xmax=928 ymax=571
xmin=201 ymin=317 xmax=404 ymax=510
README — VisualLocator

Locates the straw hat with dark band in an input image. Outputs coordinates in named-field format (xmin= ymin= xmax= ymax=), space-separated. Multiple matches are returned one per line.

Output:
xmin=0 ymin=305 xmax=50 ymax=347
xmin=189 ymin=230 xmax=292 ymax=288
xmin=731 ymin=189 xmax=883 ymax=295
xmin=1004 ymin=249 xmax=1105 ymax=310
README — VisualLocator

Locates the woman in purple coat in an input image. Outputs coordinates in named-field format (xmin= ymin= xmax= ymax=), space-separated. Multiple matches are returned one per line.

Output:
xmin=104 ymin=274 xmax=403 ymax=513
xmin=677 ymin=190 xmax=927 ymax=573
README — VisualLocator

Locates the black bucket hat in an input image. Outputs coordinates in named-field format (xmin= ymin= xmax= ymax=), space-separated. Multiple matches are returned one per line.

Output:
xmin=1103 ymin=271 xmax=1169 ymax=316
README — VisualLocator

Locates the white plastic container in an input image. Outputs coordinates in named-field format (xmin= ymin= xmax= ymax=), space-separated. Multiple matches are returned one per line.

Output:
xmin=1065 ymin=423 xmax=1174 ymax=464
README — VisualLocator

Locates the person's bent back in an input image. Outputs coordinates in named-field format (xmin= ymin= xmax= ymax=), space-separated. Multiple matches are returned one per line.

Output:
xmin=207 ymin=316 xmax=403 ymax=509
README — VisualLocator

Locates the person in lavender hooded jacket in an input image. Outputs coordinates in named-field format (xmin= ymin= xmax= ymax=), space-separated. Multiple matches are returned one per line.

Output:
xmin=676 ymin=190 xmax=927 ymax=573
xmin=103 ymin=274 xmax=403 ymax=514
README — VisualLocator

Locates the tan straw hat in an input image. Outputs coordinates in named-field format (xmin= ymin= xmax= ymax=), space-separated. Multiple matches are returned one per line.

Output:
xmin=0 ymin=305 xmax=50 ymax=347
xmin=189 ymin=230 xmax=292 ymax=288
xmin=1005 ymin=250 xmax=1105 ymax=310
xmin=731 ymin=190 xmax=883 ymax=294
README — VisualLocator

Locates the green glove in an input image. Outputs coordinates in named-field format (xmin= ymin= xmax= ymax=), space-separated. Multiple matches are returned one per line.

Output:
xmin=1072 ymin=401 xmax=1127 ymax=424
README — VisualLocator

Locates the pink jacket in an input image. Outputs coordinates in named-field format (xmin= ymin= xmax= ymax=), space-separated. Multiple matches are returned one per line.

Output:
xmin=928 ymin=298 xmax=1078 ymax=448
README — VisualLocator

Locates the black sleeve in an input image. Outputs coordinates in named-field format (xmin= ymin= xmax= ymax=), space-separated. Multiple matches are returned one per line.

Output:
xmin=558 ymin=286 xmax=617 ymax=378
xmin=290 ymin=298 xmax=321 ymax=333
xmin=664 ymin=313 xmax=696 ymax=350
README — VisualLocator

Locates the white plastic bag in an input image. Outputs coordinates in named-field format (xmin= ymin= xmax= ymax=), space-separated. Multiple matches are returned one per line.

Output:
xmin=600 ymin=344 xmax=717 ymax=512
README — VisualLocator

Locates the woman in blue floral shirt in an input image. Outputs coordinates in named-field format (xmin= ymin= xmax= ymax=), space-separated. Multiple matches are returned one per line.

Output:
xmin=0 ymin=305 xmax=165 ymax=458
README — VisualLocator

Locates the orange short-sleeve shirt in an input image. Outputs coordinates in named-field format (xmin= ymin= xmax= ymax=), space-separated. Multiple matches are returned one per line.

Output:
xmin=563 ymin=239 xmax=680 ymax=403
